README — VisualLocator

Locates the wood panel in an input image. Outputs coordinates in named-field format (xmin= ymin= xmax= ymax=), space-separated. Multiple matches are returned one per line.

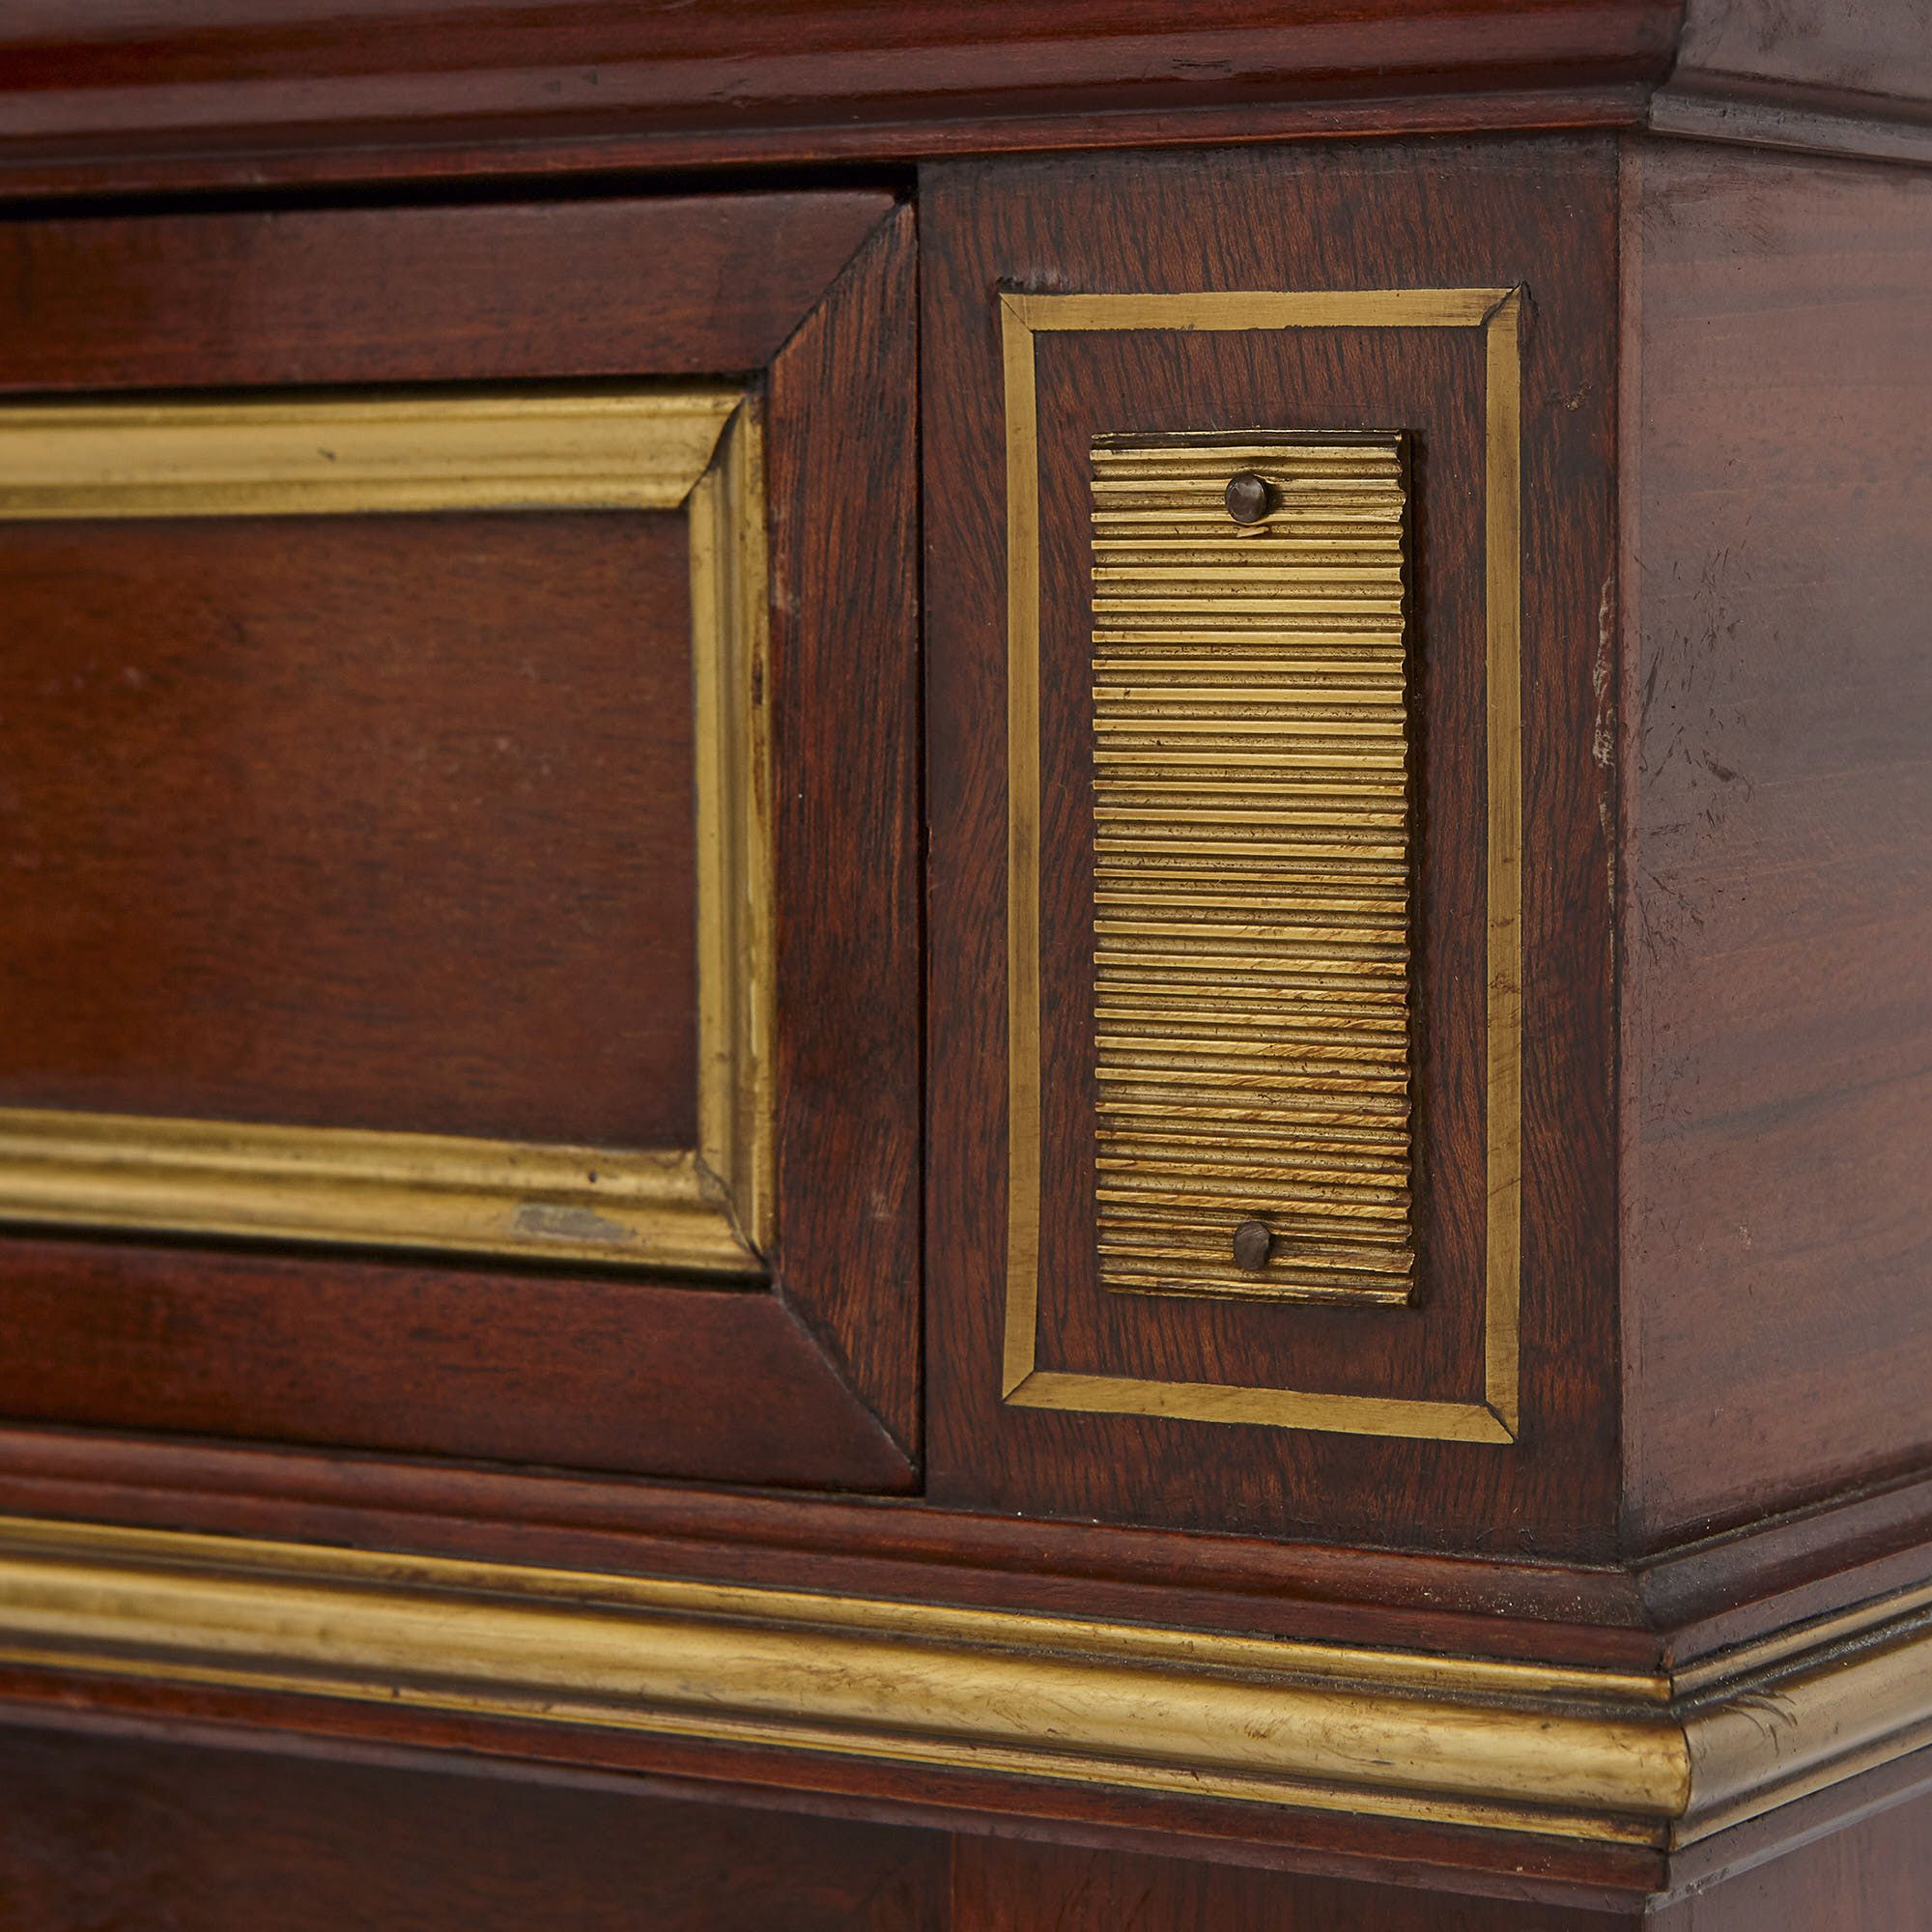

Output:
xmin=0 ymin=194 xmax=895 ymax=395
xmin=763 ymin=202 xmax=923 ymax=1445
xmin=0 ymin=510 xmax=697 ymax=1148
xmin=0 ymin=1236 xmax=911 ymax=1485
xmin=1673 ymin=0 xmax=1932 ymax=107
xmin=0 ymin=1722 xmax=947 ymax=1932
xmin=952 ymin=1797 xmax=1932 ymax=1929
xmin=1029 ymin=324 xmax=1490 ymax=1405
xmin=951 ymin=1837 xmax=1637 ymax=1929
xmin=923 ymin=137 xmax=1623 ymax=1553
xmin=0 ymin=2 xmax=1678 ymax=195
xmin=1618 ymin=141 xmax=1932 ymax=1548
xmin=0 ymin=188 xmax=921 ymax=1487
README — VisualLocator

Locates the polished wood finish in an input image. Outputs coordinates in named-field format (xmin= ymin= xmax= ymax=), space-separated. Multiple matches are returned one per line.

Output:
xmin=0 ymin=1238 xmax=910 ymax=1484
xmin=0 ymin=1 xmax=1678 ymax=195
xmin=952 ymin=1838 xmax=1634 ymax=1929
xmin=1618 ymin=141 xmax=1932 ymax=1549
xmin=1652 ymin=1781 xmax=1932 ymax=1930
xmin=0 ymin=1722 xmax=947 ymax=1932
xmin=0 ymin=511 xmax=698 ymax=1146
xmin=953 ymin=1794 xmax=1932 ymax=1929
xmin=763 ymin=202 xmax=923 ymax=1448
xmin=0 ymin=195 xmax=895 ymax=396
xmin=924 ymin=137 xmax=1622 ymax=1554
xmin=0 ymin=188 xmax=921 ymax=1487
xmin=0 ymin=2 xmax=1926 ymax=1920
xmin=0 ymin=1707 xmax=1925 ymax=1925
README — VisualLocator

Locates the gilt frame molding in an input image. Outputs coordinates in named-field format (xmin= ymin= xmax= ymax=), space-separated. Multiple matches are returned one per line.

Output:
xmin=999 ymin=287 xmax=1523 ymax=1441
xmin=0 ymin=386 xmax=774 ymax=1277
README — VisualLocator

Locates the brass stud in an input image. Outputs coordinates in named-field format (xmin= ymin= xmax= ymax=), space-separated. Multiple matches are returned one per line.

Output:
xmin=1224 ymin=470 xmax=1276 ymax=525
xmin=1232 ymin=1219 xmax=1274 ymax=1271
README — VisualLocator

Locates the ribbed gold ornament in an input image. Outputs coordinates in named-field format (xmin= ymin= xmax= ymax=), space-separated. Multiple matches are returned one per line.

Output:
xmin=1089 ymin=432 xmax=1415 ymax=1305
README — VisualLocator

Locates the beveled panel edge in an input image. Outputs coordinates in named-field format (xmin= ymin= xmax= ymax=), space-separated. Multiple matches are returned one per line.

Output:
xmin=1000 ymin=288 xmax=1522 ymax=1439
xmin=0 ymin=384 xmax=774 ymax=1279
xmin=0 ymin=1512 xmax=1926 ymax=1854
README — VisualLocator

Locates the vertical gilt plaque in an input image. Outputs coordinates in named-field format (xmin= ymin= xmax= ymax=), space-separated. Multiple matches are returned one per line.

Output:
xmin=1089 ymin=432 xmax=1415 ymax=1305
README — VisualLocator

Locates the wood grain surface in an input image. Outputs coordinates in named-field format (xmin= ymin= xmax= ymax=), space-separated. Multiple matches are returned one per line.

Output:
xmin=0 ymin=1720 xmax=947 ymax=1932
xmin=0 ymin=1236 xmax=911 ymax=1485
xmin=952 ymin=1837 xmax=1639 ymax=1929
xmin=0 ymin=194 xmax=895 ymax=396
xmin=0 ymin=510 xmax=698 ymax=1148
xmin=762 ymin=203 xmax=924 ymax=1452
xmin=1653 ymin=0 xmax=1932 ymax=160
xmin=952 ymin=1799 xmax=1932 ymax=1930
xmin=1618 ymin=140 xmax=1932 ymax=1548
xmin=923 ymin=137 xmax=1623 ymax=1554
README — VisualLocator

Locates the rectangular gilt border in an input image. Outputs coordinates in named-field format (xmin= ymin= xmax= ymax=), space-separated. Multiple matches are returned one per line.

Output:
xmin=0 ymin=388 xmax=774 ymax=1277
xmin=1000 ymin=288 xmax=1522 ymax=1440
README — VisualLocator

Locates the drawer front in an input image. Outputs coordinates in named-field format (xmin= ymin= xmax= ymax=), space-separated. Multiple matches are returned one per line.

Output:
xmin=0 ymin=193 xmax=919 ymax=1487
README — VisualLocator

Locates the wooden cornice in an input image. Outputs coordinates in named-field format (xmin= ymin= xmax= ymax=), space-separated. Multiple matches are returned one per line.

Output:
xmin=0 ymin=0 xmax=1684 ymax=197
xmin=4 ymin=1 xmax=1922 ymax=196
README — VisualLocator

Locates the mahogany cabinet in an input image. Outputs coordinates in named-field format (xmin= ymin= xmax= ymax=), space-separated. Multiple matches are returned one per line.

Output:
xmin=0 ymin=3 xmax=1926 ymax=1926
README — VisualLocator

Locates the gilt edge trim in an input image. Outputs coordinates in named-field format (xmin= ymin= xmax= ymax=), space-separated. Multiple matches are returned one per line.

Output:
xmin=0 ymin=1514 xmax=1926 ymax=1852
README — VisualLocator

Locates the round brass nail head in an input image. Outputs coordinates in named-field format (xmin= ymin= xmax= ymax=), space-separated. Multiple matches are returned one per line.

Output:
xmin=1233 ymin=1219 xmax=1274 ymax=1270
xmin=1224 ymin=471 xmax=1275 ymax=525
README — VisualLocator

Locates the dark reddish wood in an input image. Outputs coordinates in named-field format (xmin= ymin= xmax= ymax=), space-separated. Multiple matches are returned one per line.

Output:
xmin=0 ymin=1238 xmax=908 ymax=1486
xmin=8 ymin=1417 xmax=1932 ymax=1672
xmin=762 ymin=204 xmax=923 ymax=1451
xmin=1649 ymin=1781 xmax=1932 ymax=1930
xmin=0 ymin=194 xmax=895 ymax=395
xmin=0 ymin=1720 xmax=947 ymax=1932
xmin=923 ymin=137 xmax=1623 ymax=1555
xmin=952 ymin=1838 xmax=1640 ymax=1928
xmin=0 ymin=89 xmax=1654 ymax=202
xmin=953 ymin=1795 xmax=1932 ymax=1931
xmin=0 ymin=2 xmax=1679 ymax=197
xmin=1654 ymin=1740 xmax=1932 ymax=1911
xmin=0 ymin=1673 xmax=1670 ymax=1908
xmin=1637 ymin=1469 xmax=1932 ymax=1667
xmin=1617 ymin=140 xmax=1932 ymax=1551
xmin=0 ymin=1427 xmax=1673 ymax=1669
xmin=0 ymin=188 xmax=920 ymax=1489
xmin=0 ymin=1678 xmax=1927 ymax=1922
xmin=0 ymin=511 xmax=697 ymax=1148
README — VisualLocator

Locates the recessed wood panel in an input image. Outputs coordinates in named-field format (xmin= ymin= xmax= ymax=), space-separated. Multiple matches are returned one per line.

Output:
xmin=0 ymin=510 xmax=697 ymax=1151
xmin=0 ymin=189 xmax=922 ymax=1486
xmin=925 ymin=138 xmax=1620 ymax=1549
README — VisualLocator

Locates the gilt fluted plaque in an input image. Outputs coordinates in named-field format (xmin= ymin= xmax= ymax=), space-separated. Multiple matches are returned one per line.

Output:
xmin=1089 ymin=433 xmax=1415 ymax=1305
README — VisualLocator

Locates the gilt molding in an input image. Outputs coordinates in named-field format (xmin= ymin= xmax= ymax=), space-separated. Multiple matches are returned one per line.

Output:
xmin=0 ymin=1515 xmax=1927 ymax=1854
